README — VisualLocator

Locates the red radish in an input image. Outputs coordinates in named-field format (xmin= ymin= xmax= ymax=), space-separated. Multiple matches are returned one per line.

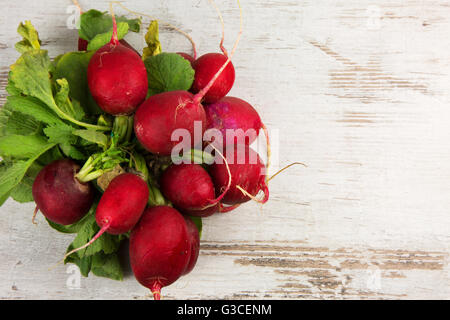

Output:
xmin=134 ymin=90 xmax=207 ymax=156
xmin=205 ymin=96 xmax=267 ymax=147
xmin=160 ymin=164 xmax=218 ymax=217
xmin=183 ymin=216 xmax=200 ymax=275
xmin=95 ymin=173 xmax=149 ymax=234
xmin=32 ymin=159 xmax=95 ymax=225
xmin=191 ymin=53 xmax=235 ymax=103
xmin=210 ymin=144 xmax=269 ymax=205
xmin=177 ymin=52 xmax=195 ymax=66
xmin=63 ymin=173 xmax=149 ymax=259
xmin=130 ymin=206 xmax=191 ymax=300
xmin=87 ymin=11 xmax=147 ymax=115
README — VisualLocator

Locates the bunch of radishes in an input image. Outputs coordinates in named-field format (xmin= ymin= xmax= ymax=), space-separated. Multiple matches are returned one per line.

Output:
xmin=29 ymin=3 xmax=271 ymax=299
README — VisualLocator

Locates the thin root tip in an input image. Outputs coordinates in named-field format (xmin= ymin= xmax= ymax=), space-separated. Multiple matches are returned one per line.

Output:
xmin=32 ymin=206 xmax=39 ymax=225
xmin=152 ymin=290 xmax=161 ymax=300
xmin=48 ymin=258 xmax=65 ymax=271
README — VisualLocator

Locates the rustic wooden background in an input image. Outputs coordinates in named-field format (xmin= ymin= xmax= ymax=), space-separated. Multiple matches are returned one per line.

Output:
xmin=1 ymin=0 xmax=449 ymax=299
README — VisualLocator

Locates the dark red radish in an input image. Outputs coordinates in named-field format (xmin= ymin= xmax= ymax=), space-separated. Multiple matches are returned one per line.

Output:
xmin=177 ymin=52 xmax=195 ymax=66
xmin=32 ymin=159 xmax=95 ymax=225
xmin=205 ymin=96 xmax=267 ymax=147
xmin=160 ymin=164 xmax=218 ymax=217
xmin=78 ymin=38 xmax=89 ymax=51
xmin=183 ymin=217 xmax=200 ymax=275
xmin=210 ymin=144 xmax=269 ymax=205
xmin=63 ymin=173 xmax=149 ymax=260
xmin=130 ymin=206 xmax=191 ymax=300
xmin=191 ymin=53 xmax=235 ymax=103
xmin=134 ymin=90 xmax=207 ymax=156
xmin=87 ymin=12 xmax=147 ymax=115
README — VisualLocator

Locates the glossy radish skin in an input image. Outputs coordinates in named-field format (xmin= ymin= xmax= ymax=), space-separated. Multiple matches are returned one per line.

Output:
xmin=32 ymin=159 xmax=95 ymax=225
xmin=177 ymin=52 xmax=195 ymax=66
xmin=205 ymin=96 xmax=262 ymax=147
xmin=87 ymin=42 xmax=148 ymax=115
xmin=210 ymin=145 xmax=268 ymax=205
xmin=192 ymin=53 xmax=235 ymax=103
xmin=134 ymin=90 xmax=206 ymax=156
xmin=160 ymin=164 xmax=217 ymax=217
xmin=130 ymin=206 xmax=191 ymax=299
xmin=183 ymin=217 xmax=200 ymax=275
xmin=96 ymin=173 xmax=149 ymax=235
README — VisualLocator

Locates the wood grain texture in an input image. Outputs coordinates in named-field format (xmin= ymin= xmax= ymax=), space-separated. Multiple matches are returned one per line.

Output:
xmin=1 ymin=0 xmax=450 ymax=299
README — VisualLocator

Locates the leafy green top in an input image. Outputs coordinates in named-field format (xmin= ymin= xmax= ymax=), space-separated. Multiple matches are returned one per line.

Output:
xmin=79 ymin=9 xmax=141 ymax=51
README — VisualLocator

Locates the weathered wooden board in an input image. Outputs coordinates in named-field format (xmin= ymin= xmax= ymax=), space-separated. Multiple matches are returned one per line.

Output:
xmin=0 ymin=0 xmax=449 ymax=299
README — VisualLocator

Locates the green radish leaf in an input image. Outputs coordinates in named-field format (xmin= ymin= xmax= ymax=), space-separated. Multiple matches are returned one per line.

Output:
xmin=72 ymin=129 xmax=109 ymax=148
xmin=0 ymin=142 xmax=55 ymax=206
xmin=59 ymin=143 xmax=86 ymax=160
xmin=35 ymin=145 xmax=64 ymax=167
xmin=53 ymin=51 xmax=102 ymax=115
xmin=10 ymin=162 xmax=42 ymax=203
xmin=47 ymin=202 xmax=97 ymax=234
xmin=79 ymin=9 xmax=141 ymax=41
xmin=64 ymin=249 xmax=92 ymax=277
xmin=67 ymin=213 xmax=121 ymax=259
xmin=64 ymin=251 xmax=123 ymax=280
xmin=6 ymin=72 xmax=21 ymax=96
xmin=0 ymin=134 xmax=50 ymax=159
xmin=9 ymin=49 xmax=109 ymax=131
xmin=91 ymin=252 xmax=123 ymax=281
xmin=144 ymin=52 xmax=195 ymax=96
xmin=9 ymin=49 xmax=55 ymax=108
xmin=142 ymin=20 xmax=162 ymax=60
xmin=5 ymin=95 xmax=62 ymax=126
xmin=54 ymin=79 xmax=85 ymax=121
xmin=43 ymin=124 xmax=77 ymax=145
xmin=87 ymin=22 xmax=129 ymax=51
xmin=0 ymin=103 xmax=41 ymax=138
xmin=15 ymin=21 xmax=41 ymax=53
xmin=0 ymin=161 xmax=28 ymax=205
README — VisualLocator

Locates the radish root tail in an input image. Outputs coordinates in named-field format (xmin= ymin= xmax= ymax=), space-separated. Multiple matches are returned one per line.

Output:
xmin=236 ymin=185 xmax=269 ymax=204
xmin=193 ymin=0 xmax=243 ymax=104
xmin=151 ymin=283 xmax=162 ymax=300
xmin=71 ymin=0 xmax=82 ymax=13
xmin=267 ymin=162 xmax=307 ymax=183
xmin=208 ymin=0 xmax=228 ymax=56
xmin=198 ymin=144 xmax=231 ymax=210
xmin=32 ymin=206 xmax=39 ymax=225
xmin=109 ymin=2 xmax=119 ymax=43
xmin=109 ymin=1 xmax=197 ymax=59
xmin=219 ymin=202 xmax=241 ymax=213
